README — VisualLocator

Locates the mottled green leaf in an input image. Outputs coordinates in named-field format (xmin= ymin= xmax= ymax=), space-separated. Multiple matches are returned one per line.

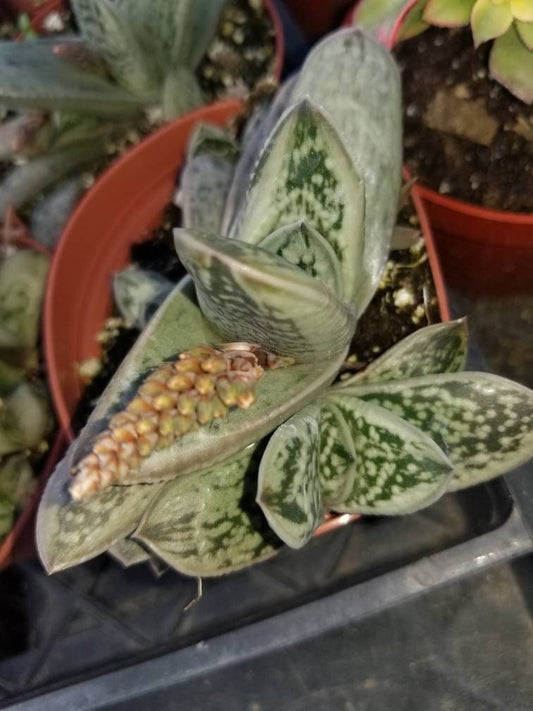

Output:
xmin=113 ymin=267 xmax=173 ymax=330
xmin=180 ymin=125 xmax=238 ymax=234
xmin=134 ymin=445 xmax=280 ymax=577
xmin=340 ymin=373 xmax=533 ymax=490
xmin=326 ymin=393 xmax=454 ymax=514
xmin=338 ymin=320 xmax=468 ymax=387
xmin=73 ymin=281 xmax=346 ymax=486
xmin=257 ymin=405 xmax=323 ymax=548
xmin=161 ymin=66 xmax=204 ymax=121
xmin=0 ymin=383 xmax=54 ymax=456
xmin=423 ymin=0 xmax=476 ymax=27
xmin=108 ymin=537 xmax=151 ymax=567
xmin=0 ymin=454 xmax=35 ymax=509
xmin=36 ymin=442 xmax=164 ymax=573
xmin=291 ymin=29 xmax=402 ymax=312
xmin=259 ymin=221 xmax=343 ymax=298
xmin=471 ymin=0 xmax=513 ymax=45
xmin=490 ymin=24 xmax=533 ymax=103
xmin=168 ymin=0 xmax=228 ymax=70
xmin=516 ymin=19 xmax=533 ymax=50
xmin=72 ymin=0 xmax=156 ymax=100
xmin=318 ymin=403 xmax=357 ymax=506
xmin=231 ymin=100 xmax=364 ymax=306
xmin=174 ymin=229 xmax=355 ymax=362
xmin=0 ymin=40 xmax=144 ymax=116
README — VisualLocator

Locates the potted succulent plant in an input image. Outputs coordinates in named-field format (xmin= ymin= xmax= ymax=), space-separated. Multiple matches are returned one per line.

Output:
xmin=0 ymin=0 xmax=283 ymax=249
xmin=37 ymin=28 xmax=533 ymax=578
xmin=351 ymin=0 xmax=533 ymax=244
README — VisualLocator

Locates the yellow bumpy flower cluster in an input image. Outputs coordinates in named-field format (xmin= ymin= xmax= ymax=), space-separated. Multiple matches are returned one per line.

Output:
xmin=70 ymin=343 xmax=292 ymax=501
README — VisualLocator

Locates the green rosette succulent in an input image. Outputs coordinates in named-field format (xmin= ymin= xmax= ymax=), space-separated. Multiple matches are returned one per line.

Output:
xmin=36 ymin=29 xmax=533 ymax=578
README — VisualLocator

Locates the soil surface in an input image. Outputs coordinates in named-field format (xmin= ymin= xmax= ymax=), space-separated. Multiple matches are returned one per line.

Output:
xmin=395 ymin=27 xmax=533 ymax=213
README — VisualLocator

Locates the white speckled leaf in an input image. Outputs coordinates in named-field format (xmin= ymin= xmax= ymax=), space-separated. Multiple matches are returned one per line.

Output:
xmin=257 ymin=404 xmax=323 ymax=548
xmin=230 ymin=99 xmax=365 ymax=306
xmin=338 ymin=320 xmax=468 ymax=387
xmin=318 ymin=402 xmax=357 ymax=506
xmin=174 ymin=229 xmax=356 ymax=361
xmin=36 ymin=441 xmax=164 ymax=574
xmin=134 ymin=445 xmax=281 ymax=577
xmin=326 ymin=393 xmax=454 ymax=515
xmin=340 ymin=373 xmax=533 ymax=490
xmin=108 ymin=537 xmax=151 ymax=567
xmin=258 ymin=221 xmax=343 ymax=298
xmin=113 ymin=267 xmax=173 ymax=330
xmin=72 ymin=0 xmax=157 ymax=100
xmin=291 ymin=28 xmax=402 ymax=312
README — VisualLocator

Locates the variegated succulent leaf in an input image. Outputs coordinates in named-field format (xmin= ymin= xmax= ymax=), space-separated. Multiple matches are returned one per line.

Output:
xmin=257 ymin=404 xmax=323 ymax=548
xmin=423 ymin=0 xmax=475 ymax=27
xmin=161 ymin=67 xmax=204 ymax=121
xmin=179 ymin=125 xmax=239 ymax=234
xmin=325 ymin=393 xmax=454 ymax=514
xmin=68 ymin=281 xmax=346 ymax=489
xmin=167 ymin=0 xmax=229 ymax=70
xmin=339 ymin=372 xmax=533 ymax=490
xmin=134 ymin=444 xmax=281 ymax=577
xmin=0 ymin=41 xmax=144 ymax=117
xmin=108 ymin=537 xmax=151 ymax=567
xmin=71 ymin=0 xmax=158 ymax=101
xmin=258 ymin=221 xmax=344 ymax=299
xmin=36 ymin=440 xmax=165 ymax=574
xmin=337 ymin=319 xmax=468 ymax=387
xmin=490 ymin=24 xmax=533 ymax=104
xmin=230 ymin=99 xmax=365 ymax=306
xmin=174 ymin=229 xmax=356 ymax=362
xmin=112 ymin=267 xmax=174 ymax=331
xmin=290 ymin=28 xmax=402 ymax=312
xmin=318 ymin=402 xmax=357 ymax=506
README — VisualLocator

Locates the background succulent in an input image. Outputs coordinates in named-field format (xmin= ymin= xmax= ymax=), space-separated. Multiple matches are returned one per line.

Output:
xmin=37 ymin=29 xmax=533 ymax=578
xmin=356 ymin=0 xmax=533 ymax=103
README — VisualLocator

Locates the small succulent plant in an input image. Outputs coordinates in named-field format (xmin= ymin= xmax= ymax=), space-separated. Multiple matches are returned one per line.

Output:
xmin=357 ymin=0 xmax=533 ymax=103
xmin=0 ymin=0 xmax=231 ymax=221
xmin=37 ymin=29 xmax=533 ymax=577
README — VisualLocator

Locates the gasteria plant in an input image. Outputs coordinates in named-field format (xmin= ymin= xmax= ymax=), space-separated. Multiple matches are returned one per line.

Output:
xmin=0 ymin=0 xmax=229 ymax=216
xmin=356 ymin=0 xmax=533 ymax=103
xmin=37 ymin=29 xmax=533 ymax=577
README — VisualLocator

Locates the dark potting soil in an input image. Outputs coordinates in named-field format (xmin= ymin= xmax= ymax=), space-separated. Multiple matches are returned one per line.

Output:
xmin=197 ymin=0 xmax=276 ymax=101
xmin=395 ymin=27 xmax=533 ymax=213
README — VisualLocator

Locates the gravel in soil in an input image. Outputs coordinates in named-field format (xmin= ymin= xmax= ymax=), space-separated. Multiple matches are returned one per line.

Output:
xmin=395 ymin=27 xmax=533 ymax=213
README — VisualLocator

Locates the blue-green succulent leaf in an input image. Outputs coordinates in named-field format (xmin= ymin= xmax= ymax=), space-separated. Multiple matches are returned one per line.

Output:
xmin=291 ymin=28 xmax=402 ymax=312
xmin=174 ymin=229 xmax=356 ymax=361
xmin=338 ymin=319 xmax=468 ymax=386
xmin=258 ymin=221 xmax=343 ymax=298
xmin=161 ymin=66 xmax=204 ymax=120
xmin=230 ymin=99 xmax=365 ymax=306
xmin=319 ymin=402 xmax=357 ymax=506
xmin=257 ymin=404 xmax=323 ymax=548
xmin=326 ymin=393 xmax=454 ymax=514
xmin=134 ymin=444 xmax=281 ymax=577
xmin=340 ymin=373 xmax=533 ymax=490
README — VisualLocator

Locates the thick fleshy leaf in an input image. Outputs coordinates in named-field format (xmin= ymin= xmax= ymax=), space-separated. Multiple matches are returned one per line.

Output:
xmin=0 ymin=41 xmax=144 ymax=116
xmin=290 ymin=29 xmax=402 ymax=312
xmin=398 ymin=1 xmax=430 ymax=40
xmin=230 ymin=99 xmax=365 ymax=305
xmin=318 ymin=402 xmax=357 ymax=506
xmin=326 ymin=393 xmax=454 ymax=514
xmin=257 ymin=404 xmax=323 ymax=548
xmin=161 ymin=67 xmax=204 ymax=121
xmin=356 ymin=0 xmax=412 ymax=36
xmin=180 ymin=126 xmax=238 ymax=234
xmin=516 ymin=19 xmax=533 ymax=50
xmin=72 ymin=0 xmax=156 ymax=100
xmin=340 ymin=373 xmax=533 ymax=490
xmin=338 ymin=320 xmax=468 ymax=387
xmin=134 ymin=445 xmax=281 ymax=577
xmin=72 ymin=281 xmax=346 ymax=486
xmin=108 ymin=538 xmax=151 ymax=567
xmin=168 ymin=0 xmax=228 ymax=70
xmin=258 ymin=221 xmax=343 ymax=298
xmin=112 ymin=267 xmax=174 ymax=330
xmin=511 ymin=0 xmax=533 ymax=23
xmin=174 ymin=229 xmax=355 ymax=361
xmin=36 ymin=442 xmax=164 ymax=573
xmin=222 ymin=76 xmax=298 ymax=235
xmin=471 ymin=0 xmax=513 ymax=46
xmin=30 ymin=177 xmax=86 ymax=250
xmin=490 ymin=25 xmax=533 ymax=104
xmin=423 ymin=0 xmax=476 ymax=26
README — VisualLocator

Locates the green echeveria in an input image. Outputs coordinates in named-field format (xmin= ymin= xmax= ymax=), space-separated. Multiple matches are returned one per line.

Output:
xmin=37 ymin=29 xmax=533 ymax=578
